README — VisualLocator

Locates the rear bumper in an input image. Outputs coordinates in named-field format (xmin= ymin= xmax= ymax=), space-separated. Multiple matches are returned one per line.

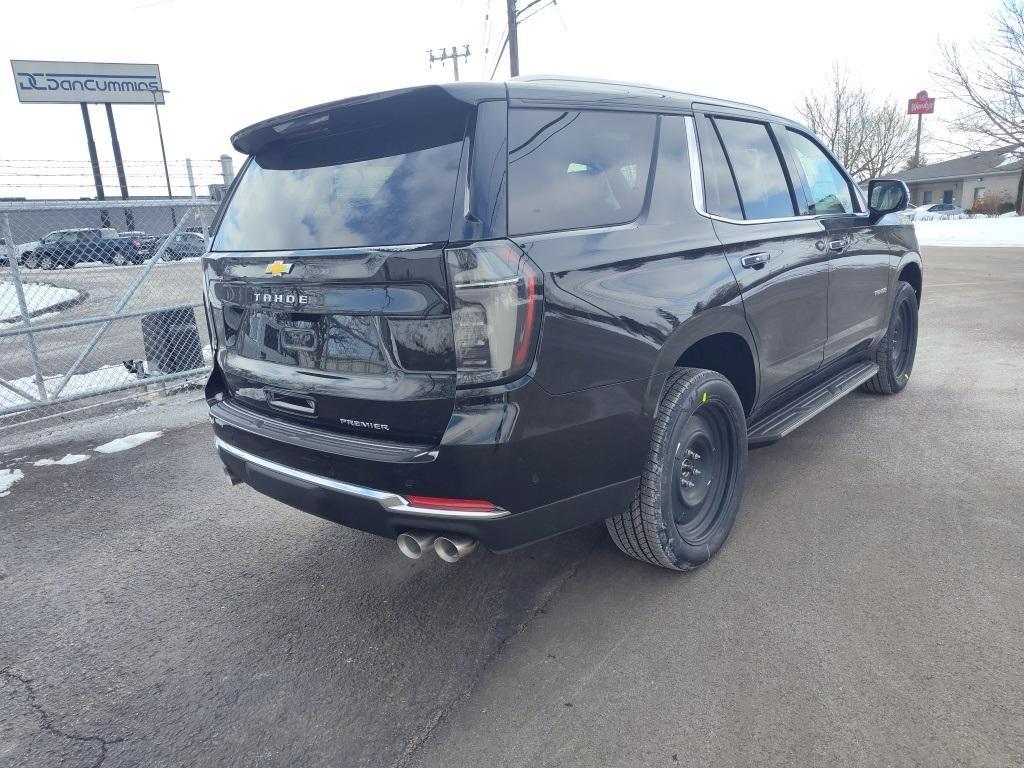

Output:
xmin=210 ymin=374 xmax=657 ymax=552
xmin=216 ymin=432 xmax=638 ymax=553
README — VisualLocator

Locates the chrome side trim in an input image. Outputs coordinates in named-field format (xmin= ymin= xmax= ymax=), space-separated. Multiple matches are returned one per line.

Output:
xmin=214 ymin=437 xmax=510 ymax=519
xmin=683 ymin=115 xmax=869 ymax=226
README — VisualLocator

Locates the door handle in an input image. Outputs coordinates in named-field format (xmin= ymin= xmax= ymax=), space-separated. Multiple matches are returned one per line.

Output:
xmin=827 ymin=238 xmax=849 ymax=253
xmin=266 ymin=392 xmax=317 ymax=416
xmin=741 ymin=252 xmax=771 ymax=269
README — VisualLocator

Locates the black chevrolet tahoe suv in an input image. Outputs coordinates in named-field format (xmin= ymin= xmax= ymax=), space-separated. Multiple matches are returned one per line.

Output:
xmin=204 ymin=77 xmax=920 ymax=571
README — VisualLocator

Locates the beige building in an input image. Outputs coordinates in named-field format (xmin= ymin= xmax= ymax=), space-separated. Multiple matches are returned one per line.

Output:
xmin=896 ymin=145 xmax=1023 ymax=211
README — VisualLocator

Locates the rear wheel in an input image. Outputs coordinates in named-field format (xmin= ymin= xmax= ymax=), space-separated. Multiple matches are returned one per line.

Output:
xmin=606 ymin=368 xmax=748 ymax=571
xmin=111 ymin=250 xmax=129 ymax=267
xmin=41 ymin=254 xmax=58 ymax=270
xmin=862 ymin=280 xmax=918 ymax=395
xmin=23 ymin=253 xmax=39 ymax=269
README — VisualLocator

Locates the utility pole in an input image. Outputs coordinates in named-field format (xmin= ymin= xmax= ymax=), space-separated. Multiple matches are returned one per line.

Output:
xmin=506 ymin=0 xmax=520 ymax=77
xmin=428 ymin=45 xmax=471 ymax=81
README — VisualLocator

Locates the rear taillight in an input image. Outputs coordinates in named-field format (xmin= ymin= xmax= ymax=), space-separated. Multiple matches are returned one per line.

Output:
xmin=444 ymin=240 xmax=543 ymax=387
xmin=132 ymin=239 xmax=142 ymax=248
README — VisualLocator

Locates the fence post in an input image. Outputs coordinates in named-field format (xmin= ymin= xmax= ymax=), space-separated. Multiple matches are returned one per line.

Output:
xmin=2 ymin=213 xmax=48 ymax=401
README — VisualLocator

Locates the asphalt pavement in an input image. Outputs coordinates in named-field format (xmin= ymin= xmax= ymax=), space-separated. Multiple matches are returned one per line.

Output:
xmin=1 ymin=246 xmax=1022 ymax=768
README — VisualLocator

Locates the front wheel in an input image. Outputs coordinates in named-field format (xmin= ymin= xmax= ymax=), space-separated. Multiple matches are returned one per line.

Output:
xmin=862 ymin=280 xmax=918 ymax=395
xmin=606 ymin=368 xmax=748 ymax=571
xmin=111 ymin=250 xmax=129 ymax=267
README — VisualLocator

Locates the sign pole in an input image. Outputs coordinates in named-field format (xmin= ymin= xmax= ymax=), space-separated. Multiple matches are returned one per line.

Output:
xmin=907 ymin=90 xmax=935 ymax=169
xmin=104 ymin=103 xmax=129 ymax=199
xmin=79 ymin=103 xmax=105 ymax=201
xmin=104 ymin=103 xmax=135 ymax=230
xmin=914 ymin=113 xmax=922 ymax=168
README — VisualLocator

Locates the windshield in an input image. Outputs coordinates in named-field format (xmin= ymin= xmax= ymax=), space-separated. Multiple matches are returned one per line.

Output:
xmin=213 ymin=117 xmax=467 ymax=251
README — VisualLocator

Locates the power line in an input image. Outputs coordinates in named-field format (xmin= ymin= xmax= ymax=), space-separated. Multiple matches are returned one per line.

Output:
xmin=515 ymin=0 xmax=545 ymax=18
xmin=517 ymin=0 xmax=556 ymax=24
xmin=489 ymin=33 xmax=510 ymax=81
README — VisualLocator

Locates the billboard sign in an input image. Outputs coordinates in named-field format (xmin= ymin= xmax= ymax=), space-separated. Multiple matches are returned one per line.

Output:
xmin=908 ymin=90 xmax=935 ymax=115
xmin=10 ymin=60 xmax=164 ymax=104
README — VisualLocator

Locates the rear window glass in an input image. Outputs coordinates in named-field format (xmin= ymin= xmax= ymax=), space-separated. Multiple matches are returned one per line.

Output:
xmin=213 ymin=120 xmax=466 ymax=251
xmin=508 ymin=109 xmax=656 ymax=235
xmin=714 ymin=118 xmax=795 ymax=220
xmin=696 ymin=116 xmax=744 ymax=220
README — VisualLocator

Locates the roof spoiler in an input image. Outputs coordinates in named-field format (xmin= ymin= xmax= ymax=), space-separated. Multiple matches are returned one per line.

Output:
xmin=231 ymin=84 xmax=501 ymax=156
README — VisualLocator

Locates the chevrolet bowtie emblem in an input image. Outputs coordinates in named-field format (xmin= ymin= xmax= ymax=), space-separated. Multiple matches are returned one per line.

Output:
xmin=265 ymin=260 xmax=294 ymax=276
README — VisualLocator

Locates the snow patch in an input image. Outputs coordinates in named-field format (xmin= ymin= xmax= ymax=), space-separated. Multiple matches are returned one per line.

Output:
xmin=1 ymin=282 xmax=81 ymax=322
xmin=0 ymin=365 xmax=138 ymax=408
xmin=997 ymin=147 xmax=1024 ymax=167
xmin=33 ymin=453 xmax=90 ymax=467
xmin=914 ymin=216 xmax=1024 ymax=247
xmin=0 ymin=468 xmax=24 ymax=497
xmin=93 ymin=431 xmax=163 ymax=453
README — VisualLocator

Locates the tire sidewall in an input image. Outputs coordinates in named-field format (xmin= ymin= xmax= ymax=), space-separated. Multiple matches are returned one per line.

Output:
xmin=653 ymin=371 xmax=748 ymax=569
xmin=881 ymin=282 xmax=919 ymax=393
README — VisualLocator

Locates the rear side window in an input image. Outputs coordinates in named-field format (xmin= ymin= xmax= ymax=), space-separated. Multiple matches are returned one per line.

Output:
xmin=696 ymin=116 xmax=743 ymax=219
xmin=508 ymin=109 xmax=656 ymax=235
xmin=786 ymin=130 xmax=854 ymax=215
xmin=213 ymin=119 xmax=466 ymax=251
xmin=714 ymin=118 xmax=795 ymax=220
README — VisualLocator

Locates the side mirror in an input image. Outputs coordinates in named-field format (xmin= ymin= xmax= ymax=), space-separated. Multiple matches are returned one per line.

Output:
xmin=867 ymin=179 xmax=909 ymax=223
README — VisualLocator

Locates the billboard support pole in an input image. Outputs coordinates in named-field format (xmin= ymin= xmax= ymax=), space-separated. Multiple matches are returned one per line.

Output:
xmin=104 ymin=103 xmax=134 ymax=230
xmin=105 ymin=103 xmax=130 ymax=199
xmin=149 ymin=88 xmax=175 ymax=227
xmin=80 ymin=103 xmax=105 ymax=200
xmin=80 ymin=103 xmax=111 ymax=227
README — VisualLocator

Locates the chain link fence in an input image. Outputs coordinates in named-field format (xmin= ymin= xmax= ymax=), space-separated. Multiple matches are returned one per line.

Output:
xmin=1 ymin=198 xmax=220 ymax=429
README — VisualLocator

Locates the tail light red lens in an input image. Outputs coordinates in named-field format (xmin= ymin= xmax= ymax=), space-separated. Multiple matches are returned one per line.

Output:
xmin=444 ymin=240 xmax=543 ymax=386
xmin=404 ymin=495 xmax=498 ymax=512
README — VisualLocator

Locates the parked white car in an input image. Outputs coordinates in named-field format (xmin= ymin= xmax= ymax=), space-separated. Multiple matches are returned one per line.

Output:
xmin=911 ymin=203 xmax=968 ymax=219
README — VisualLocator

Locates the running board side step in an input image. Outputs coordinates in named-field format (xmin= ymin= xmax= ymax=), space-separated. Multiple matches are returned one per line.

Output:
xmin=747 ymin=361 xmax=879 ymax=447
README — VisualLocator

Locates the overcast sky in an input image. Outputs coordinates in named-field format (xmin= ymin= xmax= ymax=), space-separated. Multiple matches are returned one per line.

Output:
xmin=0 ymin=0 xmax=1003 ymax=197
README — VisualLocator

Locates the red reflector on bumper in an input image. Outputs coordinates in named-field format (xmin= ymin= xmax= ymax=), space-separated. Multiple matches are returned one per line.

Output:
xmin=404 ymin=495 xmax=497 ymax=512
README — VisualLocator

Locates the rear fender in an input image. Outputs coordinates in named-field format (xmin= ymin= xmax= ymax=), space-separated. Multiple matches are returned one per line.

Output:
xmin=644 ymin=302 xmax=759 ymax=416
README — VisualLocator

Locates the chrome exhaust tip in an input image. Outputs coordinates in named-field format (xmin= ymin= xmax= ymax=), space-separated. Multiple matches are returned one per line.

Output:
xmin=397 ymin=530 xmax=438 ymax=559
xmin=433 ymin=534 xmax=479 ymax=563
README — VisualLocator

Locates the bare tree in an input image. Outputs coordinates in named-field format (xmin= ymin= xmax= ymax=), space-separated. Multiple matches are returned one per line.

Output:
xmin=797 ymin=65 xmax=918 ymax=181
xmin=935 ymin=0 xmax=1024 ymax=211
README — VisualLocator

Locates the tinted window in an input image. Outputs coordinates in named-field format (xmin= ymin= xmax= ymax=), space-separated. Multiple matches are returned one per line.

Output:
xmin=714 ymin=119 xmax=795 ymax=220
xmin=696 ymin=117 xmax=743 ymax=219
xmin=508 ymin=109 xmax=656 ymax=234
xmin=786 ymin=130 xmax=854 ymax=215
xmin=213 ymin=119 xmax=466 ymax=251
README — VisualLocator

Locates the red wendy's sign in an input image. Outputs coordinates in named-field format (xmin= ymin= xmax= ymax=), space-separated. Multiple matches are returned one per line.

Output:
xmin=908 ymin=90 xmax=936 ymax=115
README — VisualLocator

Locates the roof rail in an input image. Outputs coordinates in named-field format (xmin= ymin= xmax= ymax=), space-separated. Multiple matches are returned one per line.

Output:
xmin=510 ymin=74 xmax=768 ymax=112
